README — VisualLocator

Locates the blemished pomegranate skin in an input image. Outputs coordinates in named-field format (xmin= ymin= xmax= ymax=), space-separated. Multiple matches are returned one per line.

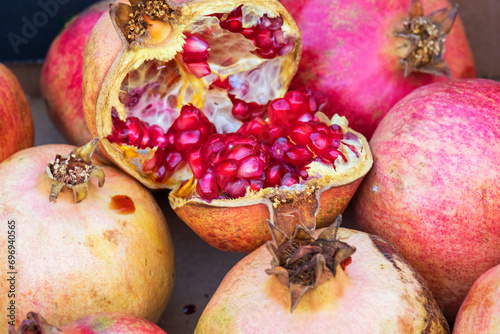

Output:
xmin=453 ymin=264 xmax=500 ymax=334
xmin=0 ymin=63 xmax=34 ymax=162
xmin=41 ymin=2 xmax=107 ymax=146
xmin=10 ymin=312 xmax=167 ymax=334
xmin=354 ymin=79 xmax=500 ymax=321
xmin=280 ymin=0 xmax=476 ymax=139
xmin=196 ymin=227 xmax=449 ymax=333
xmin=0 ymin=144 xmax=175 ymax=332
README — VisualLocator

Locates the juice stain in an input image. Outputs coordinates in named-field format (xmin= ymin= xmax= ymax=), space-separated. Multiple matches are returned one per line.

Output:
xmin=110 ymin=195 xmax=135 ymax=215
xmin=183 ymin=304 xmax=196 ymax=315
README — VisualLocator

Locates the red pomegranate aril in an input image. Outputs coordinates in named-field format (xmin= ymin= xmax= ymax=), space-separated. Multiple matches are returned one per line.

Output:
xmin=156 ymin=164 xmax=167 ymax=181
xmin=256 ymin=28 xmax=273 ymax=50
xmin=269 ymin=137 xmax=293 ymax=161
xmin=164 ymin=151 xmax=183 ymax=171
xmin=289 ymin=122 xmax=314 ymax=146
xmin=285 ymin=145 xmax=313 ymax=166
xmin=109 ymin=110 xmax=129 ymax=144
xmin=187 ymin=62 xmax=211 ymax=78
xmin=232 ymin=101 xmax=249 ymax=121
xmin=188 ymin=146 xmax=204 ymax=178
xmin=278 ymin=43 xmax=294 ymax=56
xmin=241 ymin=27 xmax=256 ymax=39
xmin=268 ymin=98 xmax=292 ymax=124
xmin=257 ymin=150 xmax=270 ymax=167
xmin=265 ymin=162 xmax=283 ymax=187
xmin=343 ymin=142 xmax=360 ymax=157
xmin=314 ymin=122 xmax=331 ymax=135
xmin=269 ymin=124 xmax=286 ymax=141
xmin=259 ymin=15 xmax=272 ymax=30
xmin=224 ymin=144 xmax=255 ymax=161
xmin=174 ymin=129 xmax=202 ymax=151
xmin=139 ymin=122 xmax=151 ymax=148
xmin=249 ymin=178 xmax=265 ymax=192
xmin=196 ymin=172 xmax=219 ymax=200
xmin=143 ymin=149 xmax=164 ymax=172
xmin=272 ymin=29 xmax=285 ymax=48
xmin=284 ymin=90 xmax=309 ymax=116
xmin=182 ymin=33 xmax=209 ymax=55
xmin=224 ymin=178 xmax=249 ymax=198
xmin=238 ymin=117 xmax=268 ymax=138
xmin=173 ymin=105 xmax=202 ymax=131
xmin=211 ymin=77 xmax=231 ymax=90
xmin=330 ymin=138 xmax=341 ymax=150
xmin=324 ymin=149 xmax=340 ymax=164
xmin=308 ymin=132 xmax=329 ymax=156
xmin=297 ymin=164 xmax=310 ymax=179
xmin=126 ymin=117 xmax=144 ymax=146
xmin=255 ymin=48 xmax=277 ymax=59
xmin=229 ymin=137 xmax=259 ymax=149
xmin=269 ymin=16 xmax=284 ymax=30
xmin=202 ymin=135 xmax=225 ymax=162
xmin=311 ymin=90 xmax=329 ymax=112
xmin=281 ymin=171 xmax=300 ymax=187
xmin=330 ymin=124 xmax=343 ymax=139
xmin=214 ymin=160 xmax=238 ymax=188
xmin=296 ymin=112 xmax=315 ymax=123
xmin=165 ymin=128 xmax=175 ymax=147
xmin=237 ymin=156 xmax=264 ymax=179
xmin=207 ymin=150 xmax=224 ymax=167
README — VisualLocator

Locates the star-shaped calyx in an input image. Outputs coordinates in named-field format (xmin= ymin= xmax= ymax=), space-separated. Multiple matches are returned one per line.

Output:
xmin=395 ymin=0 xmax=458 ymax=78
xmin=111 ymin=0 xmax=179 ymax=48
xmin=265 ymin=215 xmax=356 ymax=312
xmin=45 ymin=138 xmax=105 ymax=203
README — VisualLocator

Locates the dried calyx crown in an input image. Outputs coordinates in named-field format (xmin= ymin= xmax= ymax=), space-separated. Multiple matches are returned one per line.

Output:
xmin=396 ymin=0 xmax=458 ymax=78
xmin=45 ymin=138 xmax=105 ymax=203
xmin=9 ymin=312 xmax=55 ymax=334
xmin=266 ymin=215 xmax=356 ymax=312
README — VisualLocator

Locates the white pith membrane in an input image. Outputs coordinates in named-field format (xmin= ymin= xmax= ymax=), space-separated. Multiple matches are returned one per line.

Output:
xmin=169 ymin=113 xmax=373 ymax=227
xmin=103 ymin=4 xmax=299 ymax=187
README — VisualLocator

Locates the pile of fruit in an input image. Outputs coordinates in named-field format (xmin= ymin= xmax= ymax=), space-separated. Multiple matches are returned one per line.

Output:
xmin=2 ymin=0 xmax=499 ymax=333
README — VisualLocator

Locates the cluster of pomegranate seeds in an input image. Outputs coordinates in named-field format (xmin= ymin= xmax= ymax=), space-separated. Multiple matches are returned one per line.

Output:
xmin=192 ymin=90 xmax=360 ymax=200
xmin=216 ymin=6 xmax=294 ymax=59
xmin=108 ymin=105 xmax=216 ymax=182
xmin=181 ymin=33 xmax=211 ymax=78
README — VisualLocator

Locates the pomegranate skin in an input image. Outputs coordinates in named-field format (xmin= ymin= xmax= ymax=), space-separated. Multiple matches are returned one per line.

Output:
xmin=453 ymin=264 xmax=500 ymax=334
xmin=41 ymin=2 xmax=107 ymax=146
xmin=196 ymin=228 xmax=449 ymax=333
xmin=280 ymin=0 xmax=476 ymax=139
xmin=0 ymin=63 xmax=34 ymax=162
xmin=12 ymin=312 xmax=167 ymax=334
xmin=0 ymin=145 xmax=175 ymax=331
xmin=354 ymin=79 xmax=500 ymax=321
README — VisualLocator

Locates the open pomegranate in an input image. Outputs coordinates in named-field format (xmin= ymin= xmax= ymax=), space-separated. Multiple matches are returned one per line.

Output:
xmin=10 ymin=312 xmax=166 ymax=334
xmin=280 ymin=0 xmax=476 ymax=139
xmin=196 ymin=217 xmax=449 ymax=333
xmin=354 ymin=79 xmax=500 ymax=321
xmin=0 ymin=62 xmax=34 ymax=162
xmin=41 ymin=2 xmax=107 ymax=146
xmin=169 ymin=95 xmax=372 ymax=252
xmin=453 ymin=264 xmax=500 ymax=334
xmin=0 ymin=141 xmax=175 ymax=331
xmin=82 ymin=0 xmax=301 ymax=189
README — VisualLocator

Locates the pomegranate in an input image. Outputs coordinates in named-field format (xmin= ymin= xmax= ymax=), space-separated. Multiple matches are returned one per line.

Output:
xmin=453 ymin=264 xmax=500 ymax=333
xmin=41 ymin=2 xmax=107 ymax=146
xmin=196 ymin=217 xmax=449 ymax=333
xmin=353 ymin=79 xmax=500 ymax=321
xmin=0 ymin=141 xmax=175 ymax=331
xmin=169 ymin=93 xmax=372 ymax=252
xmin=280 ymin=0 xmax=476 ymax=139
xmin=0 ymin=63 xmax=34 ymax=162
xmin=82 ymin=0 xmax=302 ymax=189
xmin=10 ymin=312 xmax=166 ymax=334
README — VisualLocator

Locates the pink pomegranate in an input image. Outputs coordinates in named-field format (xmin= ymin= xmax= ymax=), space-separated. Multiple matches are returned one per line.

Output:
xmin=10 ymin=312 xmax=167 ymax=334
xmin=0 ymin=141 xmax=175 ymax=331
xmin=82 ymin=0 xmax=302 ymax=189
xmin=41 ymin=2 xmax=107 ymax=146
xmin=196 ymin=219 xmax=449 ymax=333
xmin=354 ymin=79 xmax=500 ymax=321
xmin=453 ymin=264 xmax=500 ymax=333
xmin=280 ymin=0 xmax=476 ymax=139
xmin=0 ymin=62 xmax=34 ymax=162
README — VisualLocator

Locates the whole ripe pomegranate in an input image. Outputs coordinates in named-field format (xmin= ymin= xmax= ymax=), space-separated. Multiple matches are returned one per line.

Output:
xmin=41 ymin=2 xmax=107 ymax=146
xmin=279 ymin=0 xmax=476 ymax=139
xmin=453 ymin=264 xmax=500 ymax=334
xmin=83 ymin=0 xmax=302 ymax=189
xmin=169 ymin=93 xmax=372 ymax=252
xmin=354 ymin=79 xmax=500 ymax=321
xmin=196 ymin=218 xmax=450 ymax=333
xmin=0 ymin=141 xmax=175 ymax=331
xmin=0 ymin=63 xmax=34 ymax=162
xmin=10 ymin=312 xmax=166 ymax=334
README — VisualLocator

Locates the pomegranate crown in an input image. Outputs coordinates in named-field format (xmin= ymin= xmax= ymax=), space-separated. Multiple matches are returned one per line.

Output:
xmin=395 ymin=0 xmax=458 ymax=78
xmin=9 ymin=312 xmax=57 ymax=334
xmin=45 ymin=138 xmax=105 ymax=203
xmin=265 ymin=215 xmax=356 ymax=312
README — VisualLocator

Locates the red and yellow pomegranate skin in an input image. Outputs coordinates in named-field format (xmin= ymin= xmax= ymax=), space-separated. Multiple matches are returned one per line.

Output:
xmin=453 ymin=264 xmax=500 ymax=334
xmin=11 ymin=312 xmax=167 ymax=334
xmin=0 ymin=63 xmax=34 ymax=162
xmin=41 ymin=2 xmax=107 ymax=146
xmin=280 ymin=0 xmax=476 ymax=139
xmin=354 ymin=79 xmax=500 ymax=321
xmin=0 ymin=145 xmax=175 ymax=331
xmin=196 ymin=228 xmax=449 ymax=333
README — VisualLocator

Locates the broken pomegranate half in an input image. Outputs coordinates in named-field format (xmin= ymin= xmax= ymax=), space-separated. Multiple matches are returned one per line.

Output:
xmin=169 ymin=91 xmax=372 ymax=252
xmin=83 ymin=0 xmax=301 ymax=188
